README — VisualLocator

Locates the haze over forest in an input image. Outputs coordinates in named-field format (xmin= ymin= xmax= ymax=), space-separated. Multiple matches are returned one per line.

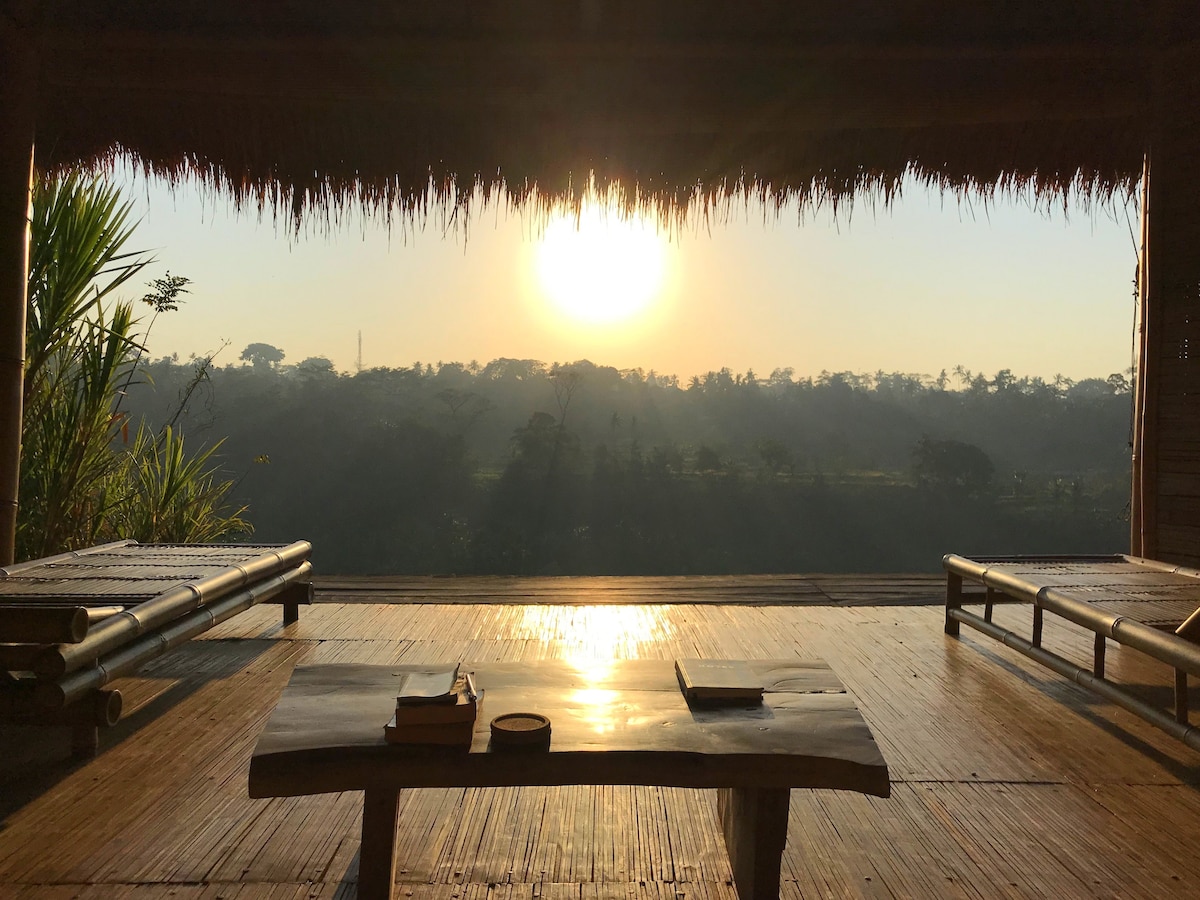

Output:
xmin=124 ymin=347 xmax=1133 ymax=575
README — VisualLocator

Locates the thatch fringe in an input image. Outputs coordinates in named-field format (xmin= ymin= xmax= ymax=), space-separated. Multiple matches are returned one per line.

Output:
xmin=41 ymin=116 xmax=1146 ymax=235
xmin=28 ymin=0 xmax=1179 ymax=230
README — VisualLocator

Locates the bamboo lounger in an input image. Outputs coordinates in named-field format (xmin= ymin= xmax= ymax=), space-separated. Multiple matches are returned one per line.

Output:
xmin=0 ymin=539 xmax=313 ymax=757
xmin=943 ymin=553 xmax=1200 ymax=749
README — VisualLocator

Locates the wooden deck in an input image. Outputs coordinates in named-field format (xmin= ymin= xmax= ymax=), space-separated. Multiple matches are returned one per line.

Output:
xmin=3 ymin=574 xmax=1200 ymax=899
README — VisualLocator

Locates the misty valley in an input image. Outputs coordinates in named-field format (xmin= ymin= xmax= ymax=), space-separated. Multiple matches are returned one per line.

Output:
xmin=125 ymin=353 xmax=1133 ymax=575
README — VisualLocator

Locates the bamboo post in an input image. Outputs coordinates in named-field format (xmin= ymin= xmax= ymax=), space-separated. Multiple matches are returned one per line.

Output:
xmin=268 ymin=579 xmax=313 ymax=625
xmin=0 ymin=17 xmax=38 ymax=567
xmin=69 ymin=689 xmax=122 ymax=760
xmin=1175 ymin=669 xmax=1189 ymax=725
xmin=1131 ymin=154 xmax=1151 ymax=559
xmin=944 ymin=571 xmax=962 ymax=636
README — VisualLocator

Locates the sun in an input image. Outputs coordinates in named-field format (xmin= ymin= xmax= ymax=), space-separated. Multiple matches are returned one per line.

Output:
xmin=535 ymin=206 xmax=667 ymax=325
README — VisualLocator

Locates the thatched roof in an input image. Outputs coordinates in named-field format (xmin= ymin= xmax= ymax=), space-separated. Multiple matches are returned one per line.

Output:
xmin=13 ymin=1 xmax=1199 ymax=224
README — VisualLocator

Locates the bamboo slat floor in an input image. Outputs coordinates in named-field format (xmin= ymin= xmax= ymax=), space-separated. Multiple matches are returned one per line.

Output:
xmin=3 ymin=576 xmax=1200 ymax=899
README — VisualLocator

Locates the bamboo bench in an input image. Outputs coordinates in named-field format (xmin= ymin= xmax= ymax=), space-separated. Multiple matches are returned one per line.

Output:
xmin=943 ymin=553 xmax=1200 ymax=750
xmin=0 ymin=540 xmax=313 ymax=758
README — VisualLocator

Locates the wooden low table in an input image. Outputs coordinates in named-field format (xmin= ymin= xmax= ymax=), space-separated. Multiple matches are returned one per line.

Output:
xmin=249 ymin=659 xmax=890 ymax=900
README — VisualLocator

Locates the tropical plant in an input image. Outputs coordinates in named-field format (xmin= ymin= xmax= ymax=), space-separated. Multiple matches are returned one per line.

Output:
xmin=108 ymin=425 xmax=249 ymax=544
xmin=17 ymin=173 xmax=250 ymax=560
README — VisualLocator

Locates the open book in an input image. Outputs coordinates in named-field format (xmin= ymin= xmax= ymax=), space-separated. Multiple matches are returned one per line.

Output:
xmin=395 ymin=663 xmax=461 ymax=704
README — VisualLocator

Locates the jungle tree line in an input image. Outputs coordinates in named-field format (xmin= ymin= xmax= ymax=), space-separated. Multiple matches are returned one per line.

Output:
xmin=119 ymin=349 xmax=1134 ymax=574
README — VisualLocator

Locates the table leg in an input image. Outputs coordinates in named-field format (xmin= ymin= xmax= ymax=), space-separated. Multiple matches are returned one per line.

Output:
xmin=718 ymin=787 xmax=790 ymax=900
xmin=358 ymin=789 xmax=400 ymax=900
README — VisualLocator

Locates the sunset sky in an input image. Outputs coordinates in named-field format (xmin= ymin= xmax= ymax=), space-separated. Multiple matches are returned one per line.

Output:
xmin=116 ymin=167 xmax=1140 ymax=383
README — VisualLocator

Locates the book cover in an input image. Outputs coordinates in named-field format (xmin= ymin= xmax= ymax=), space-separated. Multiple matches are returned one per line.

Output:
xmin=392 ymin=687 xmax=483 ymax=726
xmin=674 ymin=658 xmax=764 ymax=704
xmin=384 ymin=716 xmax=476 ymax=746
xmin=395 ymin=663 xmax=461 ymax=705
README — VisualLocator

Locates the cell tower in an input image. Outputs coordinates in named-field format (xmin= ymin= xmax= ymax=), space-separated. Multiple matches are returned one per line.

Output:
xmin=356 ymin=330 xmax=363 ymax=373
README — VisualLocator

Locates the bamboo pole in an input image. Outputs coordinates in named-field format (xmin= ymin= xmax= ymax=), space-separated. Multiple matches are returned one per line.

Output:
xmin=1131 ymin=156 xmax=1151 ymax=557
xmin=0 ymin=604 xmax=89 ymax=643
xmin=32 ymin=539 xmax=311 ymax=678
xmin=35 ymin=560 xmax=312 ymax=709
xmin=0 ymin=643 xmax=42 ymax=670
xmin=1036 ymin=585 xmax=1200 ymax=678
xmin=946 ymin=606 xmax=1200 ymax=751
xmin=1136 ymin=141 xmax=1161 ymax=561
xmin=0 ymin=539 xmax=136 ymax=576
xmin=0 ymin=684 xmax=120 ymax=727
xmin=0 ymin=18 xmax=38 ymax=566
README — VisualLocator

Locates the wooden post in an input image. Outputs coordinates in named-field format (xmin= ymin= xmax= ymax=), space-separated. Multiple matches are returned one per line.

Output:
xmin=1132 ymin=37 xmax=1200 ymax=565
xmin=0 ymin=18 xmax=38 ymax=566
xmin=944 ymin=572 xmax=962 ymax=636
xmin=718 ymin=787 xmax=791 ymax=900
xmin=68 ymin=689 xmax=122 ymax=760
xmin=358 ymin=789 xmax=400 ymax=900
xmin=271 ymin=580 xmax=313 ymax=625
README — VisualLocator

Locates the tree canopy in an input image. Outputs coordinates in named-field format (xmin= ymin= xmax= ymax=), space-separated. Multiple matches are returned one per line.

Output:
xmin=122 ymin=353 xmax=1132 ymax=574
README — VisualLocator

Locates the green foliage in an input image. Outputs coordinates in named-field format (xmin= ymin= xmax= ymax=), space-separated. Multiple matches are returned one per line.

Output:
xmin=108 ymin=425 xmax=250 ymax=543
xmin=119 ymin=355 xmax=1133 ymax=574
xmin=140 ymin=273 xmax=191 ymax=314
xmin=756 ymin=438 xmax=795 ymax=477
xmin=240 ymin=342 xmax=286 ymax=369
xmin=912 ymin=436 xmax=996 ymax=497
xmin=24 ymin=173 xmax=147 ymax=406
xmin=17 ymin=175 xmax=250 ymax=561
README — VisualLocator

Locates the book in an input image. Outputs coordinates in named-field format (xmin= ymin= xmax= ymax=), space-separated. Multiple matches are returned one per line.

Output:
xmin=384 ymin=716 xmax=476 ymax=746
xmin=392 ymin=682 xmax=483 ymax=726
xmin=386 ymin=669 xmax=482 ymax=745
xmin=395 ymin=663 xmax=461 ymax=705
xmin=674 ymin=658 xmax=764 ymax=704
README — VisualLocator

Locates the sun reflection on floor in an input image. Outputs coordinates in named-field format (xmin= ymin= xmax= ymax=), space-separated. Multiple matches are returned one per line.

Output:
xmin=514 ymin=604 xmax=676 ymax=662
xmin=512 ymin=605 xmax=677 ymax=734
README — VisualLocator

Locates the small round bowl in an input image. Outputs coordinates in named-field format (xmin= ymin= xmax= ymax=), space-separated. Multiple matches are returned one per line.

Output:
xmin=489 ymin=712 xmax=551 ymax=750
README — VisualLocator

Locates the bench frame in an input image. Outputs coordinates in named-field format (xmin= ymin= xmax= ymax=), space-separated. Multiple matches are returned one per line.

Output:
xmin=943 ymin=553 xmax=1200 ymax=750
xmin=1 ymin=541 xmax=312 ymax=758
